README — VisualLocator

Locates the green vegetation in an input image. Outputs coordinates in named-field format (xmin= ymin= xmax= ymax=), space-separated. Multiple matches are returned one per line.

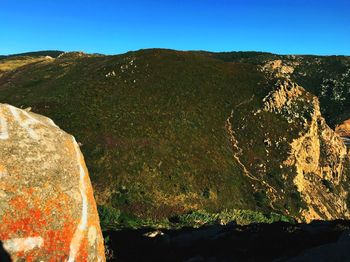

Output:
xmin=0 ymin=50 xmax=63 ymax=60
xmin=0 ymin=56 xmax=52 ymax=74
xmin=0 ymin=50 xmax=265 ymax=220
xmin=98 ymin=205 xmax=122 ymax=229
xmin=98 ymin=205 xmax=294 ymax=231
xmin=210 ymin=52 xmax=350 ymax=127
xmin=0 ymin=49 xmax=349 ymax=226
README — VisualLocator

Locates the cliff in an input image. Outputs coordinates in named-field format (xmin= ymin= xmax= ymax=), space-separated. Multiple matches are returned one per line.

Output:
xmin=336 ymin=119 xmax=350 ymax=137
xmin=264 ymin=78 xmax=350 ymax=221
xmin=259 ymin=62 xmax=350 ymax=221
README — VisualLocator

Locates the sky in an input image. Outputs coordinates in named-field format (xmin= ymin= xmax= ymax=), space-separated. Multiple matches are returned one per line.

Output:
xmin=1 ymin=0 xmax=349 ymax=55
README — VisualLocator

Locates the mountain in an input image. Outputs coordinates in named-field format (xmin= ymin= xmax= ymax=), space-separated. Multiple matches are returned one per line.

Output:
xmin=0 ymin=49 xmax=349 ymax=228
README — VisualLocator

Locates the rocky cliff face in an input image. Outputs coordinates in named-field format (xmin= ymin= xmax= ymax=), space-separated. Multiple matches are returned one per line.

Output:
xmin=255 ymin=62 xmax=350 ymax=222
xmin=283 ymin=96 xmax=349 ymax=221
xmin=0 ymin=104 xmax=105 ymax=261
xmin=227 ymin=73 xmax=350 ymax=221
xmin=265 ymin=81 xmax=350 ymax=221
xmin=336 ymin=119 xmax=350 ymax=137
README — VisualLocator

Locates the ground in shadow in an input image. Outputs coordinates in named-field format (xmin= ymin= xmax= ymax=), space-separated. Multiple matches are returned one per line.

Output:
xmin=104 ymin=220 xmax=350 ymax=262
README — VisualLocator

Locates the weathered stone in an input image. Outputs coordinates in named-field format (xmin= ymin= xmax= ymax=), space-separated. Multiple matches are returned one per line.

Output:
xmin=263 ymin=80 xmax=350 ymax=222
xmin=247 ymin=68 xmax=350 ymax=222
xmin=0 ymin=104 xmax=105 ymax=261
xmin=335 ymin=119 xmax=350 ymax=137
xmin=261 ymin=59 xmax=296 ymax=78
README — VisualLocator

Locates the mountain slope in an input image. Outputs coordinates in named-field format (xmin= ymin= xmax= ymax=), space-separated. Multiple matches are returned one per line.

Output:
xmin=0 ymin=49 xmax=349 ymax=226
xmin=0 ymin=50 xmax=64 ymax=60
xmin=204 ymin=52 xmax=350 ymax=127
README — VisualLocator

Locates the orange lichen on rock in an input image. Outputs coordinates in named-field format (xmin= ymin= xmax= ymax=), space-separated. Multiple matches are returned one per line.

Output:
xmin=0 ymin=103 xmax=105 ymax=261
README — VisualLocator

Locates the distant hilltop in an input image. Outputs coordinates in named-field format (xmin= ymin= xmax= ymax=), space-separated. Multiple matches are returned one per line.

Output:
xmin=1 ymin=49 xmax=349 ymax=60
xmin=0 ymin=50 xmax=64 ymax=59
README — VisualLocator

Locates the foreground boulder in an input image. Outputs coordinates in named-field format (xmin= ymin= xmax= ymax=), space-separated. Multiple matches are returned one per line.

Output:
xmin=0 ymin=104 xmax=105 ymax=261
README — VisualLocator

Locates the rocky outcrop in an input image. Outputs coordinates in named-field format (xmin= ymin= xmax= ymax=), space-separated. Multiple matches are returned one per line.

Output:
xmin=0 ymin=104 xmax=105 ymax=261
xmin=336 ymin=119 xmax=350 ymax=137
xmin=263 ymin=79 xmax=350 ymax=222
xmin=261 ymin=59 xmax=297 ymax=78
xmin=263 ymin=79 xmax=303 ymax=114
xmin=57 ymin=52 xmax=101 ymax=60
xmin=225 ymin=72 xmax=350 ymax=222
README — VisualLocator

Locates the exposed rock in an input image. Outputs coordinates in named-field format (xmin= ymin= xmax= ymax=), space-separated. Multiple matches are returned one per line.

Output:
xmin=44 ymin=56 xmax=54 ymax=60
xmin=229 ymin=70 xmax=350 ymax=222
xmin=263 ymin=79 xmax=303 ymax=114
xmin=0 ymin=104 xmax=105 ymax=261
xmin=335 ymin=119 xmax=350 ymax=137
xmin=264 ymin=80 xmax=350 ymax=222
xmin=262 ymin=59 xmax=296 ymax=78
xmin=57 ymin=52 xmax=90 ymax=60
xmin=56 ymin=52 xmax=104 ymax=60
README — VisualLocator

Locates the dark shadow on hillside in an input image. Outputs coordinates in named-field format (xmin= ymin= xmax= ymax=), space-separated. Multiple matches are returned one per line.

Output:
xmin=0 ymin=241 xmax=11 ymax=262
xmin=104 ymin=220 xmax=350 ymax=262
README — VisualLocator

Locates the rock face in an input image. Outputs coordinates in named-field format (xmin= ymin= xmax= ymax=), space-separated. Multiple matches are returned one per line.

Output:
xmin=259 ymin=68 xmax=350 ymax=222
xmin=265 ymin=80 xmax=349 ymax=221
xmin=226 ymin=62 xmax=350 ymax=222
xmin=261 ymin=59 xmax=297 ymax=78
xmin=0 ymin=104 xmax=105 ymax=261
xmin=336 ymin=119 xmax=350 ymax=137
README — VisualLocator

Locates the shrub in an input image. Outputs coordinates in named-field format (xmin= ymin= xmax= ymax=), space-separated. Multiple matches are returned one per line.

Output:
xmin=98 ymin=205 xmax=121 ymax=230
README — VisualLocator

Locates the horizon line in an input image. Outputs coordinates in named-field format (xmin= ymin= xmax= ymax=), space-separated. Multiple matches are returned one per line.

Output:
xmin=2 ymin=48 xmax=350 ymax=57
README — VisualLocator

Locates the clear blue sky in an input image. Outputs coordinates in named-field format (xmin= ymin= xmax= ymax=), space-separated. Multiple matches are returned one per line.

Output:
xmin=1 ymin=0 xmax=349 ymax=55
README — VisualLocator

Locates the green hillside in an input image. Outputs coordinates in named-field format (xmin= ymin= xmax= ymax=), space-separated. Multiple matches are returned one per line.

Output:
xmin=0 ymin=49 xmax=349 ymax=229
xmin=0 ymin=50 xmax=64 ymax=60
xmin=205 ymin=52 xmax=350 ymax=127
